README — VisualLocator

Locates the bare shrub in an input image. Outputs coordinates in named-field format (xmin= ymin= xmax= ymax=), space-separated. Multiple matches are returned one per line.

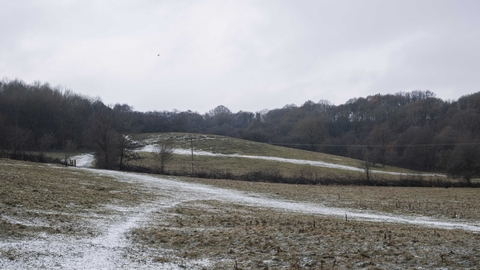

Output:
xmin=152 ymin=140 xmax=174 ymax=174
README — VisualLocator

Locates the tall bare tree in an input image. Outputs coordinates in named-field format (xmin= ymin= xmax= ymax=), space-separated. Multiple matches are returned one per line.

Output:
xmin=7 ymin=126 xmax=33 ymax=155
xmin=113 ymin=104 xmax=141 ymax=170
xmin=38 ymin=132 xmax=55 ymax=157
xmin=117 ymin=134 xmax=140 ymax=170
xmin=360 ymin=147 xmax=372 ymax=182
xmin=63 ymin=139 xmax=77 ymax=165
xmin=152 ymin=140 xmax=174 ymax=174
xmin=84 ymin=111 xmax=119 ymax=169
xmin=446 ymin=144 xmax=480 ymax=186
xmin=292 ymin=118 xmax=326 ymax=151
xmin=367 ymin=124 xmax=391 ymax=167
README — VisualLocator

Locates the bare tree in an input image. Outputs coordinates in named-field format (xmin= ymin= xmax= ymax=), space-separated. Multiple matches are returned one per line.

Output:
xmin=64 ymin=139 xmax=77 ymax=165
xmin=208 ymin=105 xmax=232 ymax=117
xmin=292 ymin=118 xmax=326 ymax=151
xmin=38 ymin=132 xmax=55 ymax=157
xmin=446 ymin=144 xmax=480 ymax=186
xmin=0 ymin=113 xmax=7 ymax=153
xmin=360 ymin=148 xmax=372 ymax=182
xmin=367 ymin=124 xmax=391 ymax=167
xmin=112 ymin=104 xmax=142 ymax=170
xmin=84 ymin=111 xmax=120 ymax=169
xmin=117 ymin=134 xmax=140 ymax=170
xmin=152 ymin=140 xmax=174 ymax=174
xmin=7 ymin=126 xmax=33 ymax=155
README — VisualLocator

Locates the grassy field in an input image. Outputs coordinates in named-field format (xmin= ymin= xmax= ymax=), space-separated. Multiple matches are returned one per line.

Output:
xmin=0 ymin=158 xmax=147 ymax=240
xmin=131 ymin=200 xmax=480 ymax=269
xmin=131 ymin=133 xmax=464 ymax=186
xmin=1 ymin=158 xmax=479 ymax=269
xmin=133 ymin=132 xmax=400 ymax=170
xmin=181 ymin=177 xmax=480 ymax=221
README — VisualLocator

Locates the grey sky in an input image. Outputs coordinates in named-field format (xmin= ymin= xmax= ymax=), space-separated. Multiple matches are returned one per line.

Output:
xmin=1 ymin=0 xmax=479 ymax=113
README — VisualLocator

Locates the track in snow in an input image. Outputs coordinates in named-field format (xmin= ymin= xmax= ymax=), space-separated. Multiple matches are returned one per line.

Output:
xmin=1 ymin=156 xmax=478 ymax=269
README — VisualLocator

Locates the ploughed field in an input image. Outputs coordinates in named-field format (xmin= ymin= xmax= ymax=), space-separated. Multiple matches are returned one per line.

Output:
xmin=1 ymin=158 xmax=479 ymax=269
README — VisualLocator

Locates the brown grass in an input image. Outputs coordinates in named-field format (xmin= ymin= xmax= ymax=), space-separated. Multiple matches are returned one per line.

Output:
xmin=0 ymin=158 xmax=146 ymax=239
xmin=133 ymin=132 xmax=417 ymax=173
xmin=2 ymin=158 xmax=479 ymax=269
xmin=129 ymin=149 xmax=453 ymax=186
xmin=179 ymin=177 xmax=480 ymax=221
xmin=130 ymin=133 xmax=468 ymax=186
xmin=130 ymin=200 xmax=480 ymax=269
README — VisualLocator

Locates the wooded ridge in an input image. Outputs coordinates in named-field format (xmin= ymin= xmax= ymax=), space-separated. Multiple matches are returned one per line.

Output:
xmin=1 ymin=78 xmax=479 ymax=183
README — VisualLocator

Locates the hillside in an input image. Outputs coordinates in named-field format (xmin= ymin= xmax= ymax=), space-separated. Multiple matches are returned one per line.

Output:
xmin=116 ymin=132 xmax=465 ymax=187
xmin=1 ymin=79 xmax=480 ymax=182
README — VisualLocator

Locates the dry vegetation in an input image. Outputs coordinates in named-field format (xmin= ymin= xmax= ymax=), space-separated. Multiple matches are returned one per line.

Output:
xmin=131 ymin=133 xmax=462 ymax=186
xmin=180 ymin=178 xmax=480 ymax=221
xmin=131 ymin=151 xmax=366 ymax=179
xmin=0 ymin=158 xmax=146 ymax=240
xmin=130 ymin=200 xmax=480 ymax=269
xmin=133 ymin=133 xmax=399 ymax=171
xmin=1 ymin=157 xmax=479 ymax=269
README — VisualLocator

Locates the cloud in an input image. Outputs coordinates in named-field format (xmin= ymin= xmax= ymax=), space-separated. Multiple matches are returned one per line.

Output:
xmin=1 ymin=0 xmax=480 ymax=113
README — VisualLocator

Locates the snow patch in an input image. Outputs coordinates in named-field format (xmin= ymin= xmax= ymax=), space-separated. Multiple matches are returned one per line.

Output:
xmin=136 ymin=146 xmax=445 ymax=177
xmin=71 ymin=153 xmax=95 ymax=168
xmin=1 ymin=162 xmax=477 ymax=269
xmin=1 ymin=215 xmax=50 ymax=228
xmin=90 ymin=168 xmax=480 ymax=232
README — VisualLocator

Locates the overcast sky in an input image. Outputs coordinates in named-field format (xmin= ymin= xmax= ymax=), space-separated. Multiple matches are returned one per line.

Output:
xmin=1 ymin=0 xmax=480 ymax=113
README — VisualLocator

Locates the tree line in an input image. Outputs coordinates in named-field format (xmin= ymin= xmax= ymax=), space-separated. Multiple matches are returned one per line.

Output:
xmin=1 ymin=79 xmax=479 ymax=183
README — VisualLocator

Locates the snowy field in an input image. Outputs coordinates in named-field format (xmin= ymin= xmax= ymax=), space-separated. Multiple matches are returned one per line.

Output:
xmin=138 ymin=145 xmax=445 ymax=177
xmin=1 ymin=153 xmax=478 ymax=269
xmin=72 ymin=154 xmax=480 ymax=230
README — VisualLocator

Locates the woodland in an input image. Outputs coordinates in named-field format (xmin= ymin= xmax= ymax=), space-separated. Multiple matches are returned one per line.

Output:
xmin=0 ymin=78 xmax=479 ymax=183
